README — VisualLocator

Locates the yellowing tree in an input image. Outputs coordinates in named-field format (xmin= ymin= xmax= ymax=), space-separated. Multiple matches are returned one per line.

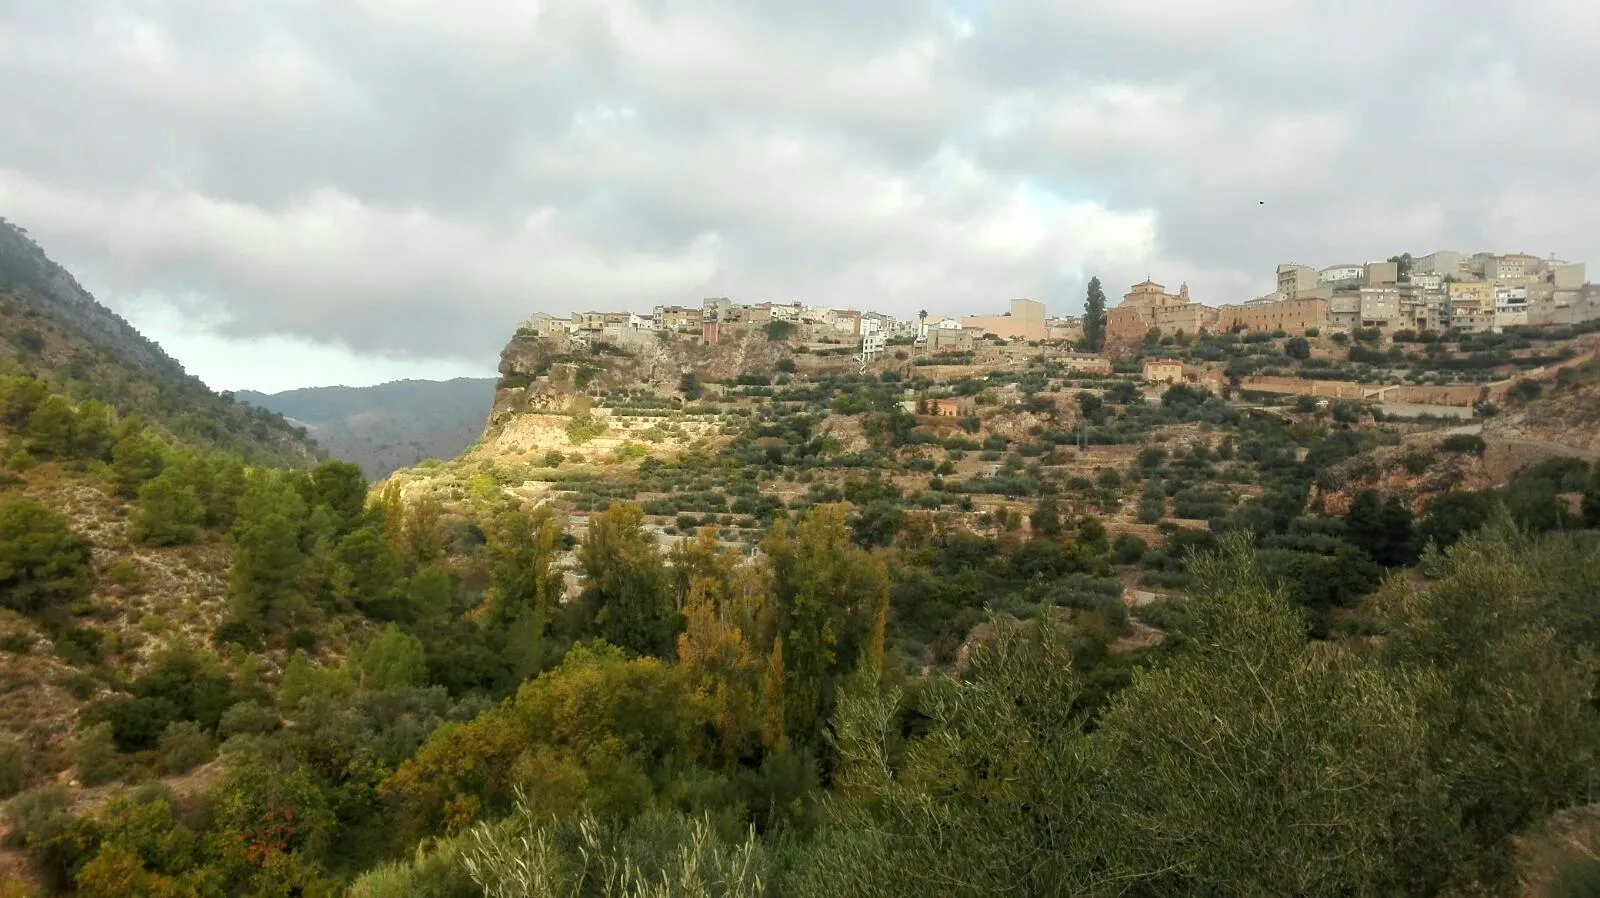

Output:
xmin=580 ymin=502 xmax=674 ymax=658
xmin=762 ymin=504 xmax=889 ymax=743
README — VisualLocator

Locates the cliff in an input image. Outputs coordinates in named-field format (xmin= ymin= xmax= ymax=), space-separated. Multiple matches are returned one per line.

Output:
xmin=488 ymin=326 xmax=790 ymax=427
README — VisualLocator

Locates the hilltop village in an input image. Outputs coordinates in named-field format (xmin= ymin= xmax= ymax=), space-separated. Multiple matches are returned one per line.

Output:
xmin=521 ymin=250 xmax=1598 ymax=362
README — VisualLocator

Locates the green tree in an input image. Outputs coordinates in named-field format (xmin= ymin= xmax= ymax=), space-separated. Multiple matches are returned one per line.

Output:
xmin=353 ymin=624 xmax=428 ymax=691
xmin=1094 ymin=536 xmax=1457 ymax=894
xmin=1381 ymin=525 xmax=1600 ymax=889
xmin=131 ymin=468 xmax=206 ymax=547
xmin=1418 ymin=490 xmax=1501 ymax=550
xmin=485 ymin=508 xmax=564 ymax=625
xmin=1344 ymin=489 xmax=1417 ymax=567
xmin=0 ymin=375 xmax=49 ymax=429
xmin=1081 ymin=276 xmax=1107 ymax=352
xmin=763 ymin=504 xmax=890 ymax=742
xmin=329 ymin=525 xmax=407 ymax=620
xmin=72 ymin=399 xmax=115 ymax=460
xmin=307 ymin=459 xmax=369 ymax=536
xmin=110 ymin=431 xmax=165 ymax=498
xmin=1031 ymin=494 xmax=1063 ymax=537
xmin=27 ymin=394 xmax=76 ymax=458
xmin=227 ymin=472 xmax=309 ymax=632
xmin=211 ymin=751 xmax=337 ymax=881
xmin=0 ymin=499 xmax=91 ymax=614
xmin=1388 ymin=252 xmax=1414 ymax=282
xmin=1285 ymin=336 xmax=1311 ymax=360
xmin=580 ymin=503 xmax=675 ymax=658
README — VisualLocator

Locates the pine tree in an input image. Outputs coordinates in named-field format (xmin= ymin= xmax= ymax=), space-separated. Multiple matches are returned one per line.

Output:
xmin=1082 ymin=276 xmax=1108 ymax=352
xmin=26 ymin=395 xmax=76 ymax=458
xmin=110 ymin=432 xmax=166 ymax=498
xmin=131 ymin=469 xmax=206 ymax=547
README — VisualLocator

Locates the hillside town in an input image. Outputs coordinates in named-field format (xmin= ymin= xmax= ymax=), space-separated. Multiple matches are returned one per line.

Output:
xmin=520 ymin=250 xmax=1600 ymax=362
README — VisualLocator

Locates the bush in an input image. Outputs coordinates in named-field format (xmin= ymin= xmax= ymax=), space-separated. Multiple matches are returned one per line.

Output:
xmin=1112 ymin=533 xmax=1148 ymax=565
xmin=218 ymin=701 xmax=280 ymax=740
xmin=75 ymin=722 xmax=120 ymax=786
xmin=0 ymin=739 xmax=26 ymax=798
xmin=157 ymin=721 xmax=216 ymax=774
xmin=1508 ymin=379 xmax=1543 ymax=402
xmin=0 ymin=499 xmax=92 ymax=615
xmin=1440 ymin=434 xmax=1486 ymax=455
xmin=86 ymin=695 xmax=180 ymax=753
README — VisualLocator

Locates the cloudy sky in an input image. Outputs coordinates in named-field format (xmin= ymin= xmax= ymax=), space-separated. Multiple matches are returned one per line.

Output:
xmin=2 ymin=1 xmax=1597 ymax=392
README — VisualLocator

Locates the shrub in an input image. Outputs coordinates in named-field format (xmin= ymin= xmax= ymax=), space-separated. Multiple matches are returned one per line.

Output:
xmin=157 ymin=721 xmax=216 ymax=775
xmin=1508 ymin=379 xmax=1543 ymax=402
xmin=0 ymin=739 xmax=26 ymax=798
xmin=1112 ymin=533 xmax=1148 ymax=565
xmin=218 ymin=701 xmax=281 ymax=740
xmin=86 ymin=696 xmax=180 ymax=753
xmin=1440 ymin=434 xmax=1486 ymax=455
xmin=0 ymin=500 xmax=92 ymax=615
xmin=75 ymin=723 xmax=120 ymax=786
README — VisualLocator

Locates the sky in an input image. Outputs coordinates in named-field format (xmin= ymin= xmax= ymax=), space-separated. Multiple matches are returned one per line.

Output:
xmin=2 ymin=1 xmax=1598 ymax=392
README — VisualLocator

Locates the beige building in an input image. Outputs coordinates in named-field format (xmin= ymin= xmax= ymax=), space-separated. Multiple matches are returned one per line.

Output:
xmin=1364 ymin=261 xmax=1399 ymax=287
xmin=1216 ymin=297 xmax=1330 ymax=333
xmin=1448 ymin=281 xmax=1496 ymax=314
xmin=1553 ymin=263 xmax=1587 ymax=289
xmin=1414 ymin=250 xmax=1465 ymax=279
xmin=522 ymin=312 xmax=571 ymax=338
xmin=1485 ymin=253 xmax=1541 ymax=283
xmin=925 ymin=328 xmax=975 ymax=354
xmin=963 ymin=298 xmax=1048 ymax=342
xmin=652 ymin=305 xmax=703 ymax=330
xmin=1358 ymin=288 xmax=1401 ymax=329
xmin=1276 ymin=264 xmax=1320 ymax=300
xmin=1058 ymin=352 xmax=1113 ymax=374
xmin=1143 ymin=359 xmax=1185 ymax=385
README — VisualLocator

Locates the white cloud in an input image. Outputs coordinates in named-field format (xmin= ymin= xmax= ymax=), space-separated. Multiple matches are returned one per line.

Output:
xmin=1 ymin=0 xmax=1599 ymax=388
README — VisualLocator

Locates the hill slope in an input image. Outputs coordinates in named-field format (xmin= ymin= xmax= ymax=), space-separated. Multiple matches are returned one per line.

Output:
xmin=236 ymin=377 xmax=496 ymax=479
xmin=0 ymin=218 xmax=318 ymax=467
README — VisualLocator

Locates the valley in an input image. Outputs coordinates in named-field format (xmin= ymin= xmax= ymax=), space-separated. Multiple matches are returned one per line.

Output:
xmin=3 ymin=233 xmax=1600 ymax=896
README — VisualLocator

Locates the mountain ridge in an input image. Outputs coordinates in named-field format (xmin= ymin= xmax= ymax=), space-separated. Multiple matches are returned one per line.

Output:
xmin=236 ymin=377 xmax=497 ymax=478
xmin=0 ymin=219 xmax=320 ymax=467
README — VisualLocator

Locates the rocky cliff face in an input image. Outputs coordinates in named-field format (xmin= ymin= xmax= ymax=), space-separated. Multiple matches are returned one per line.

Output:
xmin=488 ymin=327 xmax=789 ymax=427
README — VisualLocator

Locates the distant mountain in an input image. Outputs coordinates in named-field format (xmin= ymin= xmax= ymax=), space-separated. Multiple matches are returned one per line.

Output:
xmin=0 ymin=218 xmax=319 ymax=466
xmin=236 ymin=377 xmax=496 ymax=479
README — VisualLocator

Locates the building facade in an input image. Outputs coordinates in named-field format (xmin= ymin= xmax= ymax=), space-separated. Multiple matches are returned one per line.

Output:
xmin=1215 ymin=297 xmax=1330 ymax=333
xmin=962 ymin=297 xmax=1048 ymax=341
xmin=1276 ymin=264 xmax=1320 ymax=300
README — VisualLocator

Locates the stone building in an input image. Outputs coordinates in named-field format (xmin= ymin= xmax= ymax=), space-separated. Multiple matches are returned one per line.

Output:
xmin=1215 ymin=297 xmax=1330 ymax=333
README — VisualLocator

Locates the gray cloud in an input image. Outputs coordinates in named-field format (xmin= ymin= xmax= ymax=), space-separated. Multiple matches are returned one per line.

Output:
xmin=1 ymin=0 xmax=1598 ymax=366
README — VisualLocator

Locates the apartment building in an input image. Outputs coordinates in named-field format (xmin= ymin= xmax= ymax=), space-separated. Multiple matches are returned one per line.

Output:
xmin=1358 ymin=288 xmax=1401 ymax=329
xmin=1414 ymin=250 xmax=1465 ymax=279
xmin=1276 ymin=264 xmax=1321 ymax=300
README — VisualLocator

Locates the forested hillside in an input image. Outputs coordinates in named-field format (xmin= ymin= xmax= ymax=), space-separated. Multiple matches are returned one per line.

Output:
xmin=0 ymin=220 xmax=318 ymax=467
xmin=235 ymin=378 xmax=495 ymax=479
xmin=6 ymin=315 xmax=1600 ymax=894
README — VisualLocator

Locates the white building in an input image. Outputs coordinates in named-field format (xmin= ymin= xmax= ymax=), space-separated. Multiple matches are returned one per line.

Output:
xmin=861 ymin=331 xmax=887 ymax=358
xmin=1319 ymin=264 xmax=1364 ymax=285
